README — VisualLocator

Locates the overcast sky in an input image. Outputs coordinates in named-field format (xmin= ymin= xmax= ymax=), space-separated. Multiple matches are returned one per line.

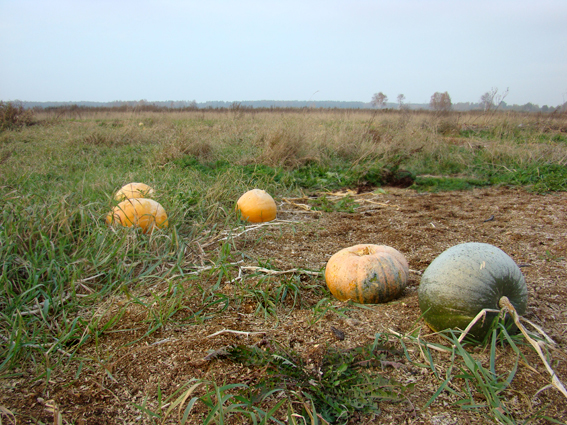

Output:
xmin=1 ymin=0 xmax=566 ymax=106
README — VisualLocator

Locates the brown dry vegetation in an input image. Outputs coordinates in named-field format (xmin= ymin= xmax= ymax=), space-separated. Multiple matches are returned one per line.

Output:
xmin=24 ymin=107 xmax=567 ymax=172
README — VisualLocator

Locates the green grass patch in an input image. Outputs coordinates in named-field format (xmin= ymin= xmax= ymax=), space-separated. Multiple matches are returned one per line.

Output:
xmin=412 ymin=163 xmax=567 ymax=193
xmin=173 ymin=155 xmax=391 ymax=192
xmin=490 ymin=163 xmax=567 ymax=193
xmin=412 ymin=176 xmax=491 ymax=192
xmin=308 ymin=195 xmax=358 ymax=212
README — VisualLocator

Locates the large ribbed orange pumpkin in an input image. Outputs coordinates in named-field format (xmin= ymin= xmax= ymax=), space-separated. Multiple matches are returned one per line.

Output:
xmin=114 ymin=182 xmax=154 ymax=201
xmin=236 ymin=189 xmax=277 ymax=223
xmin=106 ymin=198 xmax=168 ymax=233
xmin=325 ymin=244 xmax=409 ymax=304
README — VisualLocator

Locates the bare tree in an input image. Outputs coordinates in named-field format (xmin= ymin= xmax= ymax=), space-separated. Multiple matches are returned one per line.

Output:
xmin=397 ymin=94 xmax=406 ymax=110
xmin=479 ymin=92 xmax=494 ymax=111
xmin=480 ymin=87 xmax=509 ymax=111
xmin=429 ymin=91 xmax=452 ymax=113
xmin=371 ymin=92 xmax=388 ymax=108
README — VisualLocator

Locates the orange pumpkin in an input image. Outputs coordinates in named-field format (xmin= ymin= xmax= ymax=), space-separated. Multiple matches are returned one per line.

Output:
xmin=106 ymin=198 xmax=168 ymax=233
xmin=325 ymin=244 xmax=409 ymax=304
xmin=114 ymin=182 xmax=154 ymax=201
xmin=236 ymin=189 xmax=277 ymax=223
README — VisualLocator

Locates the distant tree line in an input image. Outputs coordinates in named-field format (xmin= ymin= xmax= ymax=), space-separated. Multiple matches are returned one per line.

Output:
xmin=6 ymin=95 xmax=566 ymax=113
xmin=371 ymin=88 xmax=566 ymax=113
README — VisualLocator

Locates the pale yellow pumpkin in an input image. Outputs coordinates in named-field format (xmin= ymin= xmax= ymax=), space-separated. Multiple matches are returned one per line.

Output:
xmin=325 ymin=244 xmax=409 ymax=304
xmin=114 ymin=182 xmax=154 ymax=201
xmin=236 ymin=189 xmax=277 ymax=223
xmin=106 ymin=198 xmax=168 ymax=233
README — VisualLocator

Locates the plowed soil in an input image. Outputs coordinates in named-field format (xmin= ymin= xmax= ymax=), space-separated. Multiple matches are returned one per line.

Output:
xmin=2 ymin=187 xmax=566 ymax=424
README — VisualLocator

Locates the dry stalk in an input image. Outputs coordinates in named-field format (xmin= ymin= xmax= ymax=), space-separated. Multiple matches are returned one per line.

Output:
xmin=210 ymin=220 xmax=300 ymax=246
xmin=226 ymin=267 xmax=243 ymax=284
xmin=326 ymin=192 xmax=400 ymax=208
xmin=206 ymin=329 xmax=266 ymax=339
xmin=90 ymin=379 xmax=122 ymax=403
xmin=282 ymin=198 xmax=314 ymax=211
xmin=195 ymin=240 xmax=206 ymax=266
xmin=280 ymin=196 xmax=309 ymax=202
xmin=240 ymin=266 xmax=321 ymax=276
xmin=521 ymin=317 xmax=557 ymax=345
xmin=451 ymin=297 xmax=567 ymax=398
xmin=284 ymin=210 xmax=324 ymax=215
xmin=77 ymin=282 xmax=94 ymax=293
xmin=44 ymin=400 xmax=63 ymax=425
xmin=387 ymin=329 xmax=452 ymax=353
xmin=15 ymin=292 xmax=73 ymax=317
xmin=9 ymin=341 xmax=73 ymax=358
xmin=0 ymin=406 xmax=16 ymax=425
xmin=186 ymin=261 xmax=242 ymax=276
xmin=498 ymin=296 xmax=567 ymax=399
xmin=363 ymin=199 xmax=400 ymax=208
xmin=456 ymin=307 xmax=501 ymax=344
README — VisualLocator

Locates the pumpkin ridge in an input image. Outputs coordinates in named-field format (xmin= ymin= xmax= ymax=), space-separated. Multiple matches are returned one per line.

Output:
xmin=378 ymin=255 xmax=406 ymax=301
xmin=325 ymin=244 xmax=408 ymax=304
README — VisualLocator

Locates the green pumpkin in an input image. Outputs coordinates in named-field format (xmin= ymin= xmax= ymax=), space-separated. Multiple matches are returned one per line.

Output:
xmin=418 ymin=242 xmax=528 ymax=342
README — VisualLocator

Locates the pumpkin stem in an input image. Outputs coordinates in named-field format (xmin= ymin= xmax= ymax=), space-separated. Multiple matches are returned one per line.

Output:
xmin=356 ymin=247 xmax=372 ymax=256
xmin=498 ymin=296 xmax=514 ymax=311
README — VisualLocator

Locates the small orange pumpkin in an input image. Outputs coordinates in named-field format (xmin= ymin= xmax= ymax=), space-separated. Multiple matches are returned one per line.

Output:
xmin=325 ymin=244 xmax=409 ymax=304
xmin=236 ymin=189 xmax=277 ymax=223
xmin=114 ymin=182 xmax=154 ymax=201
xmin=106 ymin=198 xmax=168 ymax=233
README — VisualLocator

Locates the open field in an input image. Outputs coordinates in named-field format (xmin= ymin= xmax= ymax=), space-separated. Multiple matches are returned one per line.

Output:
xmin=1 ymin=108 xmax=567 ymax=424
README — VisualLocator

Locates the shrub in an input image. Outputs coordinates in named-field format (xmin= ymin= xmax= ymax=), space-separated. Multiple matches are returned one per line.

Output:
xmin=0 ymin=101 xmax=35 ymax=131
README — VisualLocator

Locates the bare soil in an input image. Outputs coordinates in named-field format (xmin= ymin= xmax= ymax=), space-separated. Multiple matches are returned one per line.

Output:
xmin=2 ymin=187 xmax=567 ymax=424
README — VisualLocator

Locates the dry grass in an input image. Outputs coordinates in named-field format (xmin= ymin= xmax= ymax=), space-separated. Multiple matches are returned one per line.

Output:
xmin=29 ymin=108 xmax=567 ymax=173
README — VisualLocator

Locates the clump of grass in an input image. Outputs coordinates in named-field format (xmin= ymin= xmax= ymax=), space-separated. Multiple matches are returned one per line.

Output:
xmin=256 ymin=128 xmax=309 ymax=169
xmin=224 ymin=335 xmax=410 ymax=424
xmin=132 ymin=378 xmax=287 ymax=425
xmin=434 ymin=117 xmax=461 ymax=136
xmin=308 ymin=195 xmax=357 ymax=213
xmin=79 ymin=126 xmax=153 ymax=148
xmin=152 ymin=132 xmax=215 ymax=166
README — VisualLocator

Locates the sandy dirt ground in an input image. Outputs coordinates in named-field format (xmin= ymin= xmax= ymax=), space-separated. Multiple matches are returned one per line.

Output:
xmin=1 ymin=187 xmax=566 ymax=424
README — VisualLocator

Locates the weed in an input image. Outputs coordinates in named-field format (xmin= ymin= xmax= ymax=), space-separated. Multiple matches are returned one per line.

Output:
xmin=226 ymin=335 xmax=409 ymax=424
xmin=308 ymin=195 xmax=357 ymax=213
xmin=309 ymin=298 xmax=350 ymax=326
xmin=538 ymin=249 xmax=565 ymax=262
